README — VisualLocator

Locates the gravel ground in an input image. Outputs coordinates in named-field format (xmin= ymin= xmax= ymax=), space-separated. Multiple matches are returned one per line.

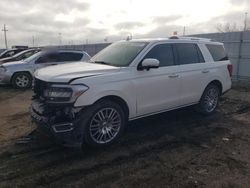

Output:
xmin=0 ymin=85 xmax=250 ymax=188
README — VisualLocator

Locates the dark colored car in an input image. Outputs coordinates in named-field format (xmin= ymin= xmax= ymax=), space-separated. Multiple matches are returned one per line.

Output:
xmin=0 ymin=48 xmax=27 ymax=59
xmin=0 ymin=48 xmax=41 ymax=64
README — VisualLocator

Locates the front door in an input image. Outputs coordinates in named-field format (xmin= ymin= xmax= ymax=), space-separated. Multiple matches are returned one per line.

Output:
xmin=134 ymin=43 xmax=181 ymax=116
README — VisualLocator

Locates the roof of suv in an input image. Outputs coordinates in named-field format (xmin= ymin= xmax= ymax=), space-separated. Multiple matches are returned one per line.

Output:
xmin=128 ymin=37 xmax=223 ymax=45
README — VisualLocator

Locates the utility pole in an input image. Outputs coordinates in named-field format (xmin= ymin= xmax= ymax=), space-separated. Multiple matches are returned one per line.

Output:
xmin=58 ymin=33 xmax=62 ymax=45
xmin=2 ymin=24 xmax=8 ymax=49
xmin=183 ymin=26 xmax=186 ymax=36
xmin=126 ymin=33 xmax=132 ymax=41
xmin=32 ymin=36 xmax=35 ymax=47
xmin=244 ymin=12 xmax=248 ymax=31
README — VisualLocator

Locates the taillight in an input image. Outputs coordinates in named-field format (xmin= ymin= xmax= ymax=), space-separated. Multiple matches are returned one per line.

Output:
xmin=227 ymin=64 xmax=233 ymax=77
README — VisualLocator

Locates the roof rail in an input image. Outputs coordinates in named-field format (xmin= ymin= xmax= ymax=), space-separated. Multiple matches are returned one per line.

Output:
xmin=178 ymin=37 xmax=216 ymax=42
xmin=169 ymin=36 xmax=217 ymax=42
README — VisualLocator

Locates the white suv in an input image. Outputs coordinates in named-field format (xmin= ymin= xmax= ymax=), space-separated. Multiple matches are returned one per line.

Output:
xmin=30 ymin=37 xmax=232 ymax=148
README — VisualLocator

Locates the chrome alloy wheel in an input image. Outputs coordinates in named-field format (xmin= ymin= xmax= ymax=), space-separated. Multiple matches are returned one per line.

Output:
xmin=89 ymin=108 xmax=121 ymax=144
xmin=15 ymin=74 xmax=30 ymax=88
xmin=204 ymin=87 xmax=219 ymax=113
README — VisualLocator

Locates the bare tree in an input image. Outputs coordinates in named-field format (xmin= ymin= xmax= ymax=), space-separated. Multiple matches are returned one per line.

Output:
xmin=216 ymin=23 xmax=241 ymax=33
xmin=216 ymin=22 xmax=250 ymax=33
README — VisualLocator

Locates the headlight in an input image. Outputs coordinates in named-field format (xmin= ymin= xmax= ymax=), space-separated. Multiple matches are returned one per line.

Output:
xmin=44 ymin=84 xmax=89 ymax=102
xmin=44 ymin=87 xmax=73 ymax=101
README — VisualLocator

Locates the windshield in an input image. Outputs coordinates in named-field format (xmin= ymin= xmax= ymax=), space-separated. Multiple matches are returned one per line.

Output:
xmin=90 ymin=41 xmax=148 ymax=67
xmin=23 ymin=51 xmax=43 ymax=62
xmin=0 ymin=50 xmax=7 ymax=56
xmin=12 ymin=50 xmax=27 ymax=58
xmin=0 ymin=50 xmax=15 ymax=57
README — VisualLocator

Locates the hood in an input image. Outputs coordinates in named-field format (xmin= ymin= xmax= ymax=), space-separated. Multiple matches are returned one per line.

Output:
xmin=35 ymin=62 xmax=121 ymax=83
xmin=2 ymin=60 xmax=26 ymax=67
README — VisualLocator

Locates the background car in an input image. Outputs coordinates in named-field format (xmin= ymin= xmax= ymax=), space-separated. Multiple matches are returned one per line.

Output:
xmin=0 ymin=48 xmax=41 ymax=64
xmin=0 ymin=48 xmax=27 ymax=59
xmin=0 ymin=49 xmax=6 ymax=54
xmin=0 ymin=49 xmax=91 ymax=88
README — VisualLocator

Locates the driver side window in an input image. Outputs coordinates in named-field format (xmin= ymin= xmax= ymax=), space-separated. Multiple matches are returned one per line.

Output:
xmin=143 ymin=44 xmax=175 ymax=67
xmin=36 ymin=53 xmax=59 ymax=64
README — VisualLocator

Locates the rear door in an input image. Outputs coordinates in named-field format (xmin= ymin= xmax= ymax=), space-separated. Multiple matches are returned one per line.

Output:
xmin=135 ymin=43 xmax=181 ymax=116
xmin=175 ymin=43 xmax=209 ymax=105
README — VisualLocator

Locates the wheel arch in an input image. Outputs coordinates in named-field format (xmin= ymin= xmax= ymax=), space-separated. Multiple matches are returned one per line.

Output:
xmin=11 ymin=71 xmax=33 ymax=83
xmin=196 ymin=79 xmax=222 ymax=115
xmin=206 ymin=80 xmax=223 ymax=95
xmin=94 ymin=95 xmax=130 ymax=120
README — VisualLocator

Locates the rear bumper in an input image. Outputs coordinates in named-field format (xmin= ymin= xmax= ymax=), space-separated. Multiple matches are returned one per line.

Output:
xmin=30 ymin=101 xmax=83 ymax=148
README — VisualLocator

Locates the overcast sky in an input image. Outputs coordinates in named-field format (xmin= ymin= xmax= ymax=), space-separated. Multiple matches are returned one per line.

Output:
xmin=0 ymin=0 xmax=249 ymax=48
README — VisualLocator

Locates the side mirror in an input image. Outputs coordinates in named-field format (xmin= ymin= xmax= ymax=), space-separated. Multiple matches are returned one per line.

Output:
xmin=139 ymin=58 xmax=160 ymax=71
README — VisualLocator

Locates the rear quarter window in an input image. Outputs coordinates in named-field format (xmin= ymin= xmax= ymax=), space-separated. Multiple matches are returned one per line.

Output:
xmin=206 ymin=44 xmax=228 ymax=61
xmin=59 ymin=52 xmax=83 ymax=62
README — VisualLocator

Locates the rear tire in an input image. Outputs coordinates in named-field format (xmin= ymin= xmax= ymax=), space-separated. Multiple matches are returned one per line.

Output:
xmin=79 ymin=100 xmax=126 ymax=148
xmin=196 ymin=84 xmax=220 ymax=115
xmin=12 ymin=72 xmax=32 ymax=89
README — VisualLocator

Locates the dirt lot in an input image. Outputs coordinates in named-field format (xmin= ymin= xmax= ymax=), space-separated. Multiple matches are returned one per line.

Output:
xmin=0 ymin=85 xmax=250 ymax=188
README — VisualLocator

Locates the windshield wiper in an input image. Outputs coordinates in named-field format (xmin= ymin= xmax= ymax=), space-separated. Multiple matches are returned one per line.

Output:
xmin=94 ymin=61 xmax=109 ymax=65
xmin=90 ymin=61 xmax=116 ymax=66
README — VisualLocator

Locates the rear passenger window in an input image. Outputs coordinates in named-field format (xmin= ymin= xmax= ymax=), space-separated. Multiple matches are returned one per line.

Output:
xmin=144 ymin=44 xmax=174 ymax=67
xmin=175 ymin=43 xmax=205 ymax=65
xmin=206 ymin=44 xmax=228 ymax=61
xmin=59 ymin=52 xmax=83 ymax=62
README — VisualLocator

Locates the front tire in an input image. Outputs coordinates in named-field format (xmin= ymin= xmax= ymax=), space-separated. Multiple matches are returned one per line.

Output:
xmin=196 ymin=84 xmax=220 ymax=115
xmin=80 ymin=100 xmax=126 ymax=148
xmin=12 ymin=72 xmax=32 ymax=89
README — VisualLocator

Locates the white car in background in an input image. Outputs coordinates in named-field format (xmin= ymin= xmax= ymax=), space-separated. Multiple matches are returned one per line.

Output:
xmin=0 ymin=50 xmax=90 ymax=88
xmin=31 ymin=37 xmax=232 ymax=148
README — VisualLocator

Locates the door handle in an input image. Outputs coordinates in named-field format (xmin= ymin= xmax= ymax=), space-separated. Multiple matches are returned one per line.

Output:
xmin=202 ymin=69 xmax=210 ymax=73
xmin=168 ymin=74 xmax=179 ymax=78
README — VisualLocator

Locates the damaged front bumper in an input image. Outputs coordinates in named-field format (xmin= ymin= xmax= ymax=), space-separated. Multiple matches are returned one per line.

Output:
xmin=30 ymin=99 xmax=84 ymax=148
